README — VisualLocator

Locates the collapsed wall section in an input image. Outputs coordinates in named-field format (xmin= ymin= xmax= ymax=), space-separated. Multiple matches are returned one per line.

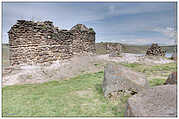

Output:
xmin=105 ymin=43 xmax=122 ymax=57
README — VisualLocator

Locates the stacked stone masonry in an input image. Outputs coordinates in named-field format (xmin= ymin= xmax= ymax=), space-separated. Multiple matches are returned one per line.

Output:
xmin=105 ymin=43 xmax=122 ymax=57
xmin=8 ymin=20 xmax=96 ymax=65
xmin=146 ymin=43 xmax=166 ymax=56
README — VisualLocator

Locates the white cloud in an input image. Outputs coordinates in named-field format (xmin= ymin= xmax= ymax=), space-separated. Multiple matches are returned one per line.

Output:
xmin=153 ymin=27 xmax=177 ymax=42
xmin=2 ymin=33 xmax=9 ymax=44
xmin=2 ymin=3 xmax=176 ymax=45
xmin=106 ymin=3 xmax=175 ymax=16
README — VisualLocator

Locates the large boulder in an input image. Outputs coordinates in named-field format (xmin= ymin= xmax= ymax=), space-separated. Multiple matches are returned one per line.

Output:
xmin=125 ymin=85 xmax=177 ymax=117
xmin=102 ymin=64 xmax=149 ymax=97
xmin=164 ymin=72 xmax=177 ymax=85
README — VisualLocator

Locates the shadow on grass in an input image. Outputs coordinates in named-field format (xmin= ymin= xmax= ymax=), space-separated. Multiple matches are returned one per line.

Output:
xmin=95 ymin=83 xmax=103 ymax=96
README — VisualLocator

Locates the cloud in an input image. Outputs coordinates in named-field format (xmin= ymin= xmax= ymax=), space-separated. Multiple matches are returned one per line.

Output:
xmin=106 ymin=3 xmax=175 ymax=16
xmin=2 ymin=2 xmax=177 ymax=45
xmin=2 ymin=33 xmax=9 ymax=44
xmin=153 ymin=27 xmax=177 ymax=41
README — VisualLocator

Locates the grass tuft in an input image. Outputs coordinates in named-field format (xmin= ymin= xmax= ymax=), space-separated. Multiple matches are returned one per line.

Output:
xmin=149 ymin=78 xmax=166 ymax=87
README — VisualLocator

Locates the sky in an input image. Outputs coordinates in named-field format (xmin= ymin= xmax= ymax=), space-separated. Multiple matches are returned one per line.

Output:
xmin=2 ymin=2 xmax=177 ymax=45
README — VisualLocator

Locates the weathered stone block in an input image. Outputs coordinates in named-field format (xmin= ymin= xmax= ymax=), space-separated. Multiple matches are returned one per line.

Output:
xmin=125 ymin=85 xmax=177 ymax=117
xmin=102 ymin=64 xmax=149 ymax=97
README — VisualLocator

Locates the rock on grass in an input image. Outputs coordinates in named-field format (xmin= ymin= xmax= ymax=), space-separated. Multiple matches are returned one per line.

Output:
xmin=102 ymin=63 xmax=149 ymax=97
xmin=125 ymin=85 xmax=177 ymax=117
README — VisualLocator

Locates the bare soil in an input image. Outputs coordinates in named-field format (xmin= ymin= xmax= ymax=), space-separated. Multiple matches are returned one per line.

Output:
xmin=2 ymin=53 xmax=174 ymax=86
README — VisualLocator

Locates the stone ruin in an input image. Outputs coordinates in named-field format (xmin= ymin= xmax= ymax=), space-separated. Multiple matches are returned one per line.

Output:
xmin=105 ymin=43 xmax=122 ymax=57
xmin=8 ymin=20 xmax=96 ymax=65
xmin=146 ymin=43 xmax=166 ymax=56
xmin=102 ymin=64 xmax=177 ymax=117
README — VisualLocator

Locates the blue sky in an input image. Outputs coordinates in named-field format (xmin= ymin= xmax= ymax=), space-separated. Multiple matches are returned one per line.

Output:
xmin=2 ymin=2 xmax=177 ymax=45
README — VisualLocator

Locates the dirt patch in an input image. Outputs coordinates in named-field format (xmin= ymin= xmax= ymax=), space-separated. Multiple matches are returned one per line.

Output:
xmin=97 ymin=53 xmax=174 ymax=65
xmin=2 ymin=53 xmax=174 ymax=87
xmin=2 ymin=55 xmax=108 ymax=86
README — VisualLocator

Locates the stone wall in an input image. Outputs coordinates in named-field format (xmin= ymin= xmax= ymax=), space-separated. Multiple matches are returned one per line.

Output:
xmin=105 ymin=43 xmax=122 ymax=57
xmin=146 ymin=43 xmax=166 ymax=56
xmin=70 ymin=24 xmax=96 ymax=54
xmin=8 ymin=20 xmax=96 ymax=65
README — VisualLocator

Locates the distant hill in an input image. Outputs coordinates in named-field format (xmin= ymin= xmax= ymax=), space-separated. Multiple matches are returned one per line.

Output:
xmin=96 ymin=42 xmax=176 ymax=54
xmin=2 ymin=43 xmax=176 ymax=56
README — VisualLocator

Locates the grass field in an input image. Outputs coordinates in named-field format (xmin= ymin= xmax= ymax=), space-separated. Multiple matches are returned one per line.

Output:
xmin=121 ymin=44 xmax=176 ymax=54
xmin=2 ymin=71 xmax=129 ymax=117
xmin=2 ymin=43 xmax=177 ymax=117
xmin=120 ymin=62 xmax=177 ymax=86
xmin=2 ymin=62 xmax=177 ymax=117
xmin=2 ymin=44 xmax=10 ymax=67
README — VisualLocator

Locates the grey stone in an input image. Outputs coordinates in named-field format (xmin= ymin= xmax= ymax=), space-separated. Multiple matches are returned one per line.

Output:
xmin=171 ymin=52 xmax=177 ymax=61
xmin=164 ymin=72 xmax=177 ymax=85
xmin=102 ymin=64 xmax=149 ymax=97
xmin=70 ymin=24 xmax=89 ymax=31
xmin=125 ymin=85 xmax=177 ymax=117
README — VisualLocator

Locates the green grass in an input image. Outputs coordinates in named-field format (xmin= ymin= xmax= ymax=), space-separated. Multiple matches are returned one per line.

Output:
xmin=2 ymin=43 xmax=176 ymax=117
xmin=149 ymin=78 xmax=166 ymax=87
xmin=120 ymin=62 xmax=176 ymax=87
xmin=2 ymin=71 xmax=128 ymax=117
xmin=2 ymin=44 xmax=10 ymax=67
xmin=120 ymin=62 xmax=177 ymax=77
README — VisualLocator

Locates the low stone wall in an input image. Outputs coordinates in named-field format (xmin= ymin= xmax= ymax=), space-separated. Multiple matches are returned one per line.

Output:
xmin=106 ymin=43 xmax=122 ymax=53
xmin=8 ymin=20 xmax=96 ymax=65
xmin=106 ymin=43 xmax=122 ymax=57
xmin=95 ymin=42 xmax=122 ymax=56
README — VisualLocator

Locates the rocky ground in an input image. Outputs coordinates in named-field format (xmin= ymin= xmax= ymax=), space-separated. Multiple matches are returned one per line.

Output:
xmin=2 ymin=53 xmax=174 ymax=86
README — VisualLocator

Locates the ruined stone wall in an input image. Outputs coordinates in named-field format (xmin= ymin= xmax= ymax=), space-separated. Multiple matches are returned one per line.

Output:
xmin=8 ymin=20 xmax=95 ymax=65
xmin=105 ymin=43 xmax=122 ymax=57
xmin=70 ymin=25 xmax=96 ymax=54
xmin=105 ymin=43 xmax=122 ymax=53
xmin=146 ymin=43 xmax=166 ymax=56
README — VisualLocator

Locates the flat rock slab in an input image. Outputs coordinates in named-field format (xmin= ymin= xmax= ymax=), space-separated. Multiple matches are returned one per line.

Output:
xmin=125 ymin=85 xmax=177 ymax=117
xmin=102 ymin=64 xmax=149 ymax=97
